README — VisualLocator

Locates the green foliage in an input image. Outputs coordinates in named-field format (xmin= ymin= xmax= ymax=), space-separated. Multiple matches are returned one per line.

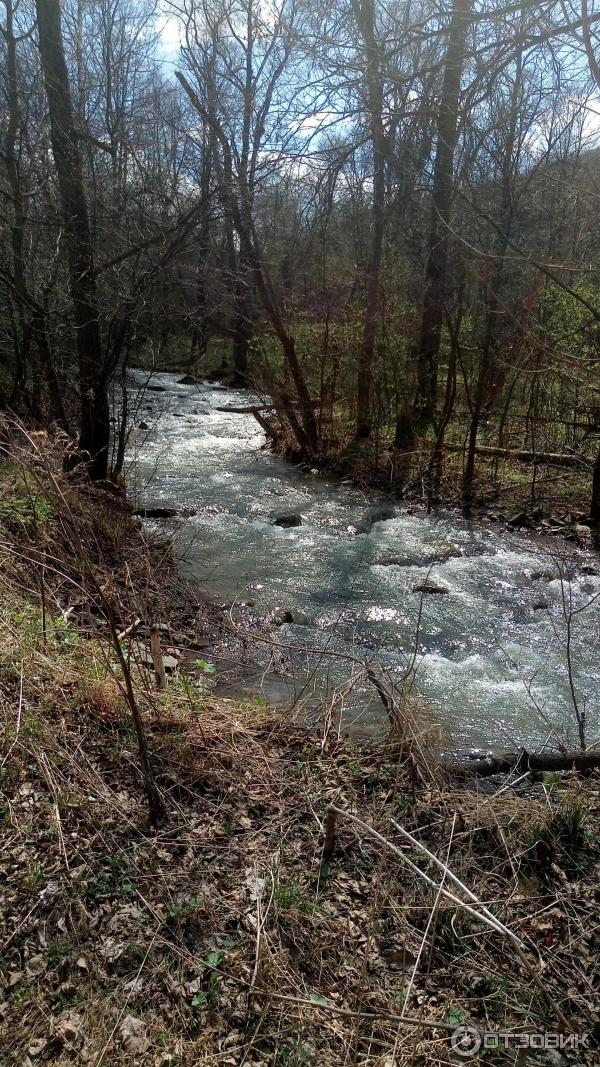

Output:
xmin=167 ymin=895 xmax=203 ymax=923
xmin=189 ymin=943 xmax=234 ymax=1009
xmin=446 ymin=1006 xmax=470 ymax=1026
xmin=46 ymin=938 xmax=72 ymax=969
xmin=275 ymin=1035 xmax=315 ymax=1067
xmin=524 ymin=795 xmax=590 ymax=877
xmin=0 ymin=476 xmax=54 ymax=529
xmin=85 ymin=854 xmax=136 ymax=900
xmin=194 ymin=659 xmax=216 ymax=674
xmin=274 ymin=879 xmax=311 ymax=913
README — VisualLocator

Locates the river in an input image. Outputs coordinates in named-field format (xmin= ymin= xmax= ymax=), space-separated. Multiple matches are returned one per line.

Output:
xmin=127 ymin=369 xmax=600 ymax=752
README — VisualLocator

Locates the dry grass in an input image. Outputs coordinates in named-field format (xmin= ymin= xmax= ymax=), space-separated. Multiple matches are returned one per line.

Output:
xmin=0 ymin=428 xmax=599 ymax=1066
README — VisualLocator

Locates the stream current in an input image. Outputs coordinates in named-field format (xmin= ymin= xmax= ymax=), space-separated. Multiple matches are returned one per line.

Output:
xmin=128 ymin=370 xmax=600 ymax=751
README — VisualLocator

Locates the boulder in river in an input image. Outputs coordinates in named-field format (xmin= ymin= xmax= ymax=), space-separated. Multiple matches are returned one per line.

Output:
xmin=133 ymin=507 xmax=178 ymax=519
xmin=574 ymin=523 xmax=592 ymax=540
xmin=272 ymin=608 xmax=294 ymax=626
xmin=178 ymin=374 xmax=198 ymax=385
xmin=272 ymin=513 xmax=302 ymax=528
xmin=356 ymin=503 xmax=397 ymax=533
xmin=412 ymin=580 xmax=449 ymax=595
xmin=376 ymin=554 xmax=412 ymax=567
xmin=507 ymin=511 xmax=532 ymax=528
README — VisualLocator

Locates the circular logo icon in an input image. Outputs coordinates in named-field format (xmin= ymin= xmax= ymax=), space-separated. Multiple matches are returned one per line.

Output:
xmin=450 ymin=1026 xmax=482 ymax=1058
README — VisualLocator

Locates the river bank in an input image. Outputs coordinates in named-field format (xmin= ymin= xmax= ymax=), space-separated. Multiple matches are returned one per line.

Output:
xmin=131 ymin=355 xmax=600 ymax=536
xmin=0 ymin=432 xmax=599 ymax=1065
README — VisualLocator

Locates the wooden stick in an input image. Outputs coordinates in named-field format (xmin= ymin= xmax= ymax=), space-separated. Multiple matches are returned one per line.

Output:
xmin=150 ymin=625 xmax=166 ymax=691
xmin=323 ymin=807 xmax=337 ymax=861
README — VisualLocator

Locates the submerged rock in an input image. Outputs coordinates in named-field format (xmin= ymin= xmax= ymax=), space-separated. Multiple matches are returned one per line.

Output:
xmin=272 ymin=513 xmax=302 ymax=528
xmin=412 ymin=580 xmax=449 ymax=595
xmin=376 ymin=554 xmax=412 ymax=567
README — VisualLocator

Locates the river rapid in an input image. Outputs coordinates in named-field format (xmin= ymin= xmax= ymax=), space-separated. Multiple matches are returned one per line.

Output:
xmin=127 ymin=369 xmax=600 ymax=752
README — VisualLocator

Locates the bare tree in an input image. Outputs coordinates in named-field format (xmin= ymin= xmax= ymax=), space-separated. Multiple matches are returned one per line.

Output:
xmin=35 ymin=0 xmax=108 ymax=477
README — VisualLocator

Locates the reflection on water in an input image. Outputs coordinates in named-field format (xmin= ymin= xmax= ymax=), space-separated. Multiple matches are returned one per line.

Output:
xmin=127 ymin=370 xmax=600 ymax=750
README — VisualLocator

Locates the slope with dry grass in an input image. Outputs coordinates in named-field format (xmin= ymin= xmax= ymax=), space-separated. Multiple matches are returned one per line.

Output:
xmin=0 ymin=431 xmax=599 ymax=1066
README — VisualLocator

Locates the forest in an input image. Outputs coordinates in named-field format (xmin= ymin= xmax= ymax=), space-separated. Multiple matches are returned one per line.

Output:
xmin=1 ymin=1 xmax=600 ymax=1064
xmin=1 ymin=0 xmax=600 ymax=516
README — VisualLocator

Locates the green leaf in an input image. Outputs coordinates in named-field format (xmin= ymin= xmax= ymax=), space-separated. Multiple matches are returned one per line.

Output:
xmin=447 ymin=1007 xmax=469 ymax=1026
xmin=206 ymin=950 xmax=225 ymax=968
xmin=308 ymin=993 xmax=331 ymax=1007
xmin=194 ymin=659 xmax=216 ymax=674
xmin=191 ymin=991 xmax=208 ymax=1007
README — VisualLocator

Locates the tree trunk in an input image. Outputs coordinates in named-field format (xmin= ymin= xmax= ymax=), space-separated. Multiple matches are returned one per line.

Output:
xmin=410 ymin=0 xmax=472 ymax=431
xmin=4 ymin=0 xmax=30 ymax=407
xmin=354 ymin=0 xmax=386 ymax=440
xmin=443 ymin=748 xmax=600 ymax=779
xmin=35 ymin=0 xmax=108 ymax=479
xmin=591 ymin=444 xmax=600 ymax=522
xmin=463 ymin=43 xmax=522 ymax=506
xmin=176 ymin=70 xmax=318 ymax=452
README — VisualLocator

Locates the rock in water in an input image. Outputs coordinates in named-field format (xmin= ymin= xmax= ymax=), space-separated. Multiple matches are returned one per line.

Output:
xmin=356 ymin=503 xmax=397 ymax=533
xmin=412 ymin=580 xmax=449 ymax=595
xmin=508 ymin=511 xmax=531 ymax=528
xmin=133 ymin=507 xmax=178 ymax=519
xmin=574 ymin=523 xmax=591 ymax=540
xmin=272 ymin=513 xmax=302 ymax=528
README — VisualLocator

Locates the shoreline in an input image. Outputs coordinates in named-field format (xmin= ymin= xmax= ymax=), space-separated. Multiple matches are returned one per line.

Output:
xmin=130 ymin=362 xmax=600 ymax=550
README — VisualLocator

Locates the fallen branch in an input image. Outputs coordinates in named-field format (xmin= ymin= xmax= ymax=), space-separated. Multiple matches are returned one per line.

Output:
xmin=443 ymin=748 xmax=600 ymax=779
xmin=444 ymin=443 xmax=589 ymax=467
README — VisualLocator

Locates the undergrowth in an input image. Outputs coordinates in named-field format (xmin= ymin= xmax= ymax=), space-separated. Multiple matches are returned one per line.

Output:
xmin=0 ymin=429 xmax=598 ymax=1066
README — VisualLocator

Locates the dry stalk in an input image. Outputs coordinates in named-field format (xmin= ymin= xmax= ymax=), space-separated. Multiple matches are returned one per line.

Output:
xmin=329 ymin=805 xmax=572 ymax=1032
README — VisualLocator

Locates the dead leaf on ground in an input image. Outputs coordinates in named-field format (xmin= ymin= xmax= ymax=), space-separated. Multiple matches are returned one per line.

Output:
xmin=119 ymin=1014 xmax=149 ymax=1055
xmin=53 ymin=1011 xmax=84 ymax=1046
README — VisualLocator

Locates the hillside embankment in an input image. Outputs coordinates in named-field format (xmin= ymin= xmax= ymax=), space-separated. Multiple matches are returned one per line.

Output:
xmin=0 ymin=428 xmax=598 ymax=1066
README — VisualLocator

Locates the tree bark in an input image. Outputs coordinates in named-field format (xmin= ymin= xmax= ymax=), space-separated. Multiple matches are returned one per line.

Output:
xmin=176 ymin=69 xmax=318 ymax=452
xmin=410 ymin=0 xmax=472 ymax=431
xmin=445 ymin=443 xmax=589 ymax=468
xmin=4 ymin=0 xmax=30 ymax=407
xmin=354 ymin=0 xmax=386 ymax=440
xmin=443 ymin=748 xmax=600 ymax=779
xmin=35 ymin=0 xmax=108 ymax=479
xmin=591 ymin=444 xmax=600 ymax=522
xmin=463 ymin=41 xmax=522 ymax=506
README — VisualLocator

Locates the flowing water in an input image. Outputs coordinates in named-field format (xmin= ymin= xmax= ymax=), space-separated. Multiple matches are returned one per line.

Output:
xmin=127 ymin=369 xmax=600 ymax=751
